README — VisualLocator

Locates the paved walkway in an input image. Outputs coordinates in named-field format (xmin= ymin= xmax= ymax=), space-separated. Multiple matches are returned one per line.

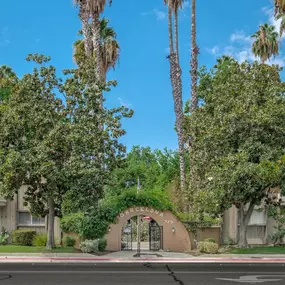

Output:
xmin=0 ymin=251 xmax=285 ymax=263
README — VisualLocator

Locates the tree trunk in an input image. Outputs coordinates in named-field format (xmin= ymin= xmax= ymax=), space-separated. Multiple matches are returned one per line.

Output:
xmin=46 ymin=197 xmax=55 ymax=249
xmin=167 ymin=5 xmax=186 ymax=194
xmin=168 ymin=7 xmax=174 ymax=54
xmin=190 ymin=0 xmax=199 ymax=112
xmin=91 ymin=11 xmax=103 ymax=87
xmin=79 ymin=2 xmax=93 ymax=57
xmin=237 ymin=203 xmax=255 ymax=247
xmin=169 ymin=53 xmax=186 ymax=193
xmin=174 ymin=9 xmax=179 ymax=63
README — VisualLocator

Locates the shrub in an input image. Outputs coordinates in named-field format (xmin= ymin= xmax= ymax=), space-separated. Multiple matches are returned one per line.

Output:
xmin=198 ymin=241 xmax=219 ymax=254
xmin=12 ymin=230 xmax=36 ymax=246
xmin=63 ymin=236 xmax=76 ymax=247
xmin=33 ymin=234 xmax=47 ymax=247
xmin=80 ymin=239 xmax=99 ymax=253
xmin=205 ymin=238 xmax=216 ymax=243
xmin=0 ymin=227 xmax=9 ymax=245
xmin=223 ymin=237 xmax=235 ymax=246
xmin=61 ymin=213 xmax=84 ymax=234
xmin=98 ymin=238 xmax=107 ymax=252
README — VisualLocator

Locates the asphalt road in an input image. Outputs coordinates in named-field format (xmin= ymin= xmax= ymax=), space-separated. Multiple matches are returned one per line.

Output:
xmin=0 ymin=263 xmax=285 ymax=284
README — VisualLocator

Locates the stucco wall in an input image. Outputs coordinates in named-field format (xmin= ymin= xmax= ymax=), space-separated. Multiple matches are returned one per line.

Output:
xmin=106 ymin=207 xmax=192 ymax=252
xmin=188 ymin=227 xmax=220 ymax=248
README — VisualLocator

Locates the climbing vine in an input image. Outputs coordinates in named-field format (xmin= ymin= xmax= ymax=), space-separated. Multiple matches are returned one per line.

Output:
xmin=61 ymin=189 xmax=174 ymax=239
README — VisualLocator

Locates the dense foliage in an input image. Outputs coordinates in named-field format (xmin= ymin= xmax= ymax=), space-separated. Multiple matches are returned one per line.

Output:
xmin=185 ymin=57 xmax=285 ymax=246
xmin=12 ymin=230 xmax=37 ymax=246
xmin=64 ymin=188 xmax=174 ymax=239
xmin=0 ymin=53 xmax=132 ymax=248
xmin=104 ymin=146 xmax=181 ymax=197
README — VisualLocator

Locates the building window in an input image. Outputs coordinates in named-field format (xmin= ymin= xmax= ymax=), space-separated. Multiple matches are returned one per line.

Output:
xmin=248 ymin=209 xmax=266 ymax=226
xmin=18 ymin=212 xmax=45 ymax=226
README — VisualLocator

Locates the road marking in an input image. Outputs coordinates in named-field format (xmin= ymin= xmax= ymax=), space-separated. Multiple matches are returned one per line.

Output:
xmin=217 ymin=275 xmax=285 ymax=283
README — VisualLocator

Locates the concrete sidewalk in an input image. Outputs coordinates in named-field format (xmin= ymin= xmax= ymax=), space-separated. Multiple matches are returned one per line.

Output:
xmin=0 ymin=251 xmax=284 ymax=263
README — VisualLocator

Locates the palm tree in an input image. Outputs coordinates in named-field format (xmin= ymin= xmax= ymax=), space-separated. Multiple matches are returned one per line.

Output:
xmin=73 ymin=18 xmax=119 ymax=80
xmin=74 ymin=0 xmax=93 ymax=56
xmin=86 ymin=0 xmax=112 ymax=85
xmin=190 ymin=0 xmax=199 ymax=112
xmin=251 ymin=24 xmax=279 ymax=64
xmin=172 ymin=0 xmax=183 ymax=64
xmin=276 ymin=12 xmax=285 ymax=37
xmin=275 ymin=0 xmax=285 ymax=15
xmin=164 ymin=0 xmax=186 ymax=193
xmin=100 ymin=19 xmax=119 ymax=82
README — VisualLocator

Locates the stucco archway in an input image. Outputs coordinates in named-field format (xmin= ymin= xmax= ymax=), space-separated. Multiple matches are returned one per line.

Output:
xmin=105 ymin=206 xmax=191 ymax=252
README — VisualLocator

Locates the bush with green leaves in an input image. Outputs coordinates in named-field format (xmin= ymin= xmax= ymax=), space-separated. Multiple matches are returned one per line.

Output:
xmin=204 ymin=238 xmax=216 ymax=243
xmin=12 ymin=230 xmax=36 ymax=246
xmin=33 ymin=234 xmax=47 ymax=247
xmin=223 ymin=237 xmax=235 ymax=246
xmin=198 ymin=241 xmax=219 ymax=254
xmin=0 ymin=227 xmax=9 ymax=245
xmin=80 ymin=239 xmax=99 ymax=253
xmin=63 ymin=236 xmax=76 ymax=247
xmin=61 ymin=213 xmax=84 ymax=234
xmin=98 ymin=238 xmax=107 ymax=252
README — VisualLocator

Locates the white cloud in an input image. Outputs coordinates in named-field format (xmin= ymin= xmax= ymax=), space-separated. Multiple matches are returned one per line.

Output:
xmin=141 ymin=9 xmax=166 ymax=21
xmin=0 ymin=26 xmax=11 ymax=47
xmin=206 ymin=6 xmax=285 ymax=67
xmin=262 ymin=6 xmax=285 ymax=40
xmin=230 ymin=31 xmax=252 ymax=43
xmin=118 ymin=97 xmax=132 ymax=108
xmin=206 ymin=45 xmax=220 ymax=56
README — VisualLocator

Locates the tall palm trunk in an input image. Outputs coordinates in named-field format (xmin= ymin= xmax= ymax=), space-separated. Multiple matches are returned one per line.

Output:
xmin=167 ymin=6 xmax=186 ymax=193
xmin=168 ymin=7 xmax=174 ymax=54
xmin=174 ymin=9 xmax=180 ymax=64
xmin=190 ymin=0 xmax=199 ymax=112
xmin=91 ymin=12 xmax=103 ymax=83
xmin=79 ymin=2 xmax=93 ymax=57
xmin=91 ymin=11 xmax=104 ymax=112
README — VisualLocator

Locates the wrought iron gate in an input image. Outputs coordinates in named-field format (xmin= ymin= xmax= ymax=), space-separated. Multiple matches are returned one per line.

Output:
xmin=149 ymin=220 xmax=163 ymax=251
xmin=121 ymin=220 xmax=132 ymax=250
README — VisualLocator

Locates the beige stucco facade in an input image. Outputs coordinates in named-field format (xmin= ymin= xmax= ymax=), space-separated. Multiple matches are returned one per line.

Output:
xmin=0 ymin=186 xmax=61 ymax=243
xmin=223 ymin=200 xmax=285 ymax=245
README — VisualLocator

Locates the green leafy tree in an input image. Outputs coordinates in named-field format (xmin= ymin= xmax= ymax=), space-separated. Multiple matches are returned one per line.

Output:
xmin=185 ymin=58 xmax=285 ymax=247
xmin=251 ymin=24 xmax=279 ymax=64
xmin=0 ymin=66 xmax=18 ymax=102
xmin=105 ymin=146 xmax=180 ymax=197
xmin=0 ymin=54 xmax=132 ymax=248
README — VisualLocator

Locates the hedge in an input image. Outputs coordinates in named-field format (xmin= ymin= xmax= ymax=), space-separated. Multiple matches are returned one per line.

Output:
xmin=12 ymin=230 xmax=37 ymax=246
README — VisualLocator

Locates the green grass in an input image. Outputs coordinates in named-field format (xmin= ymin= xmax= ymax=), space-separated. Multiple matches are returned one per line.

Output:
xmin=0 ymin=245 xmax=75 ymax=253
xmin=227 ymin=246 xmax=285 ymax=254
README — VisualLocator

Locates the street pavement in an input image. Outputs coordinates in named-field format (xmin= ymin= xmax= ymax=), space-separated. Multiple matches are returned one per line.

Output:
xmin=0 ymin=263 xmax=285 ymax=284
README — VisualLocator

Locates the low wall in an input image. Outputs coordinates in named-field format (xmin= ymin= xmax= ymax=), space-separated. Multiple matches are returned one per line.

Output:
xmin=188 ymin=227 xmax=220 ymax=248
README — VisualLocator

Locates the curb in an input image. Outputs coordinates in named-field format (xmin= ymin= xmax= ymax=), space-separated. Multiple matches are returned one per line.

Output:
xmin=1 ymin=257 xmax=285 ymax=263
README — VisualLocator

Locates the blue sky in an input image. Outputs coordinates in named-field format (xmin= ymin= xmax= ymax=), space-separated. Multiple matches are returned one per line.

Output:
xmin=0 ymin=0 xmax=282 ymax=151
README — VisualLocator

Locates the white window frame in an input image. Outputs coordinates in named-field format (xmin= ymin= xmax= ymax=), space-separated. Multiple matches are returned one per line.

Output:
xmin=18 ymin=211 xmax=45 ymax=227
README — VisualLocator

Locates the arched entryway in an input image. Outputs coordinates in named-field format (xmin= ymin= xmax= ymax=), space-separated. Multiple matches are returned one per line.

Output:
xmin=105 ymin=206 xmax=191 ymax=252
xmin=121 ymin=216 xmax=163 ymax=251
